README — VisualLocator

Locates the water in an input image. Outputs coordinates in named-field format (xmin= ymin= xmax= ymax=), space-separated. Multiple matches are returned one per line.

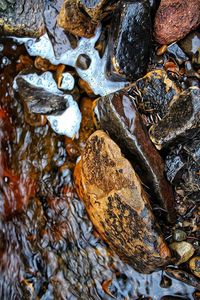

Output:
xmin=0 ymin=37 xmax=197 ymax=300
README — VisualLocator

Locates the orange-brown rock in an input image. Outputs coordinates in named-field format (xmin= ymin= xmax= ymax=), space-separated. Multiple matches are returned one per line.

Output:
xmin=57 ymin=0 xmax=97 ymax=38
xmin=74 ymin=130 xmax=171 ymax=273
xmin=154 ymin=0 xmax=200 ymax=45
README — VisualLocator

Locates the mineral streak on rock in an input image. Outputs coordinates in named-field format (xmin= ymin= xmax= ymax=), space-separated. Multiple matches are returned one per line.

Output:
xmin=0 ymin=0 xmax=45 ymax=37
xmin=94 ymin=91 xmax=175 ymax=222
xmin=149 ymin=87 xmax=200 ymax=150
xmin=106 ymin=0 xmax=151 ymax=81
xmin=57 ymin=0 xmax=97 ymax=38
xmin=74 ymin=130 xmax=171 ymax=273
xmin=154 ymin=0 xmax=200 ymax=45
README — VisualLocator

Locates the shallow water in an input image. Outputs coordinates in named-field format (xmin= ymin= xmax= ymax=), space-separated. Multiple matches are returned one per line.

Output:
xmin=0 ymin=37 xmax=197 ymax=300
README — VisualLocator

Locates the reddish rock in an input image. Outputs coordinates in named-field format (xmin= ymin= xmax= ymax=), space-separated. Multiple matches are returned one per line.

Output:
xmin=154 ymin=0 xmax=200 ymax=45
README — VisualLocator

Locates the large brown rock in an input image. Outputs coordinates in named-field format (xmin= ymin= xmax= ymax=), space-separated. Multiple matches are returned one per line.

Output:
xmin=57 ymin=0 xmax=97 ymax=38
xmin=154 ymin=0 xmax=200 ymax=45
xmin=74 ymin=130 xmax=171 ymax=273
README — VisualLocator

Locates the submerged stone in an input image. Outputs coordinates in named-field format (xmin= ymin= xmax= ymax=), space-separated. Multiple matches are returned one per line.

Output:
xmin=0 ymin=0 xmax=45 ymax=37
xmin=150 ymin=87 xmax=200 ymax=149
xmin=94 ymin=90 xmax=175 ymax=222
xmin=165 ymin=267 xmax=200 ymax=290
xmin=154 ymin=0 xmax=200 ymax=45
xmin=74 ymin=130 xmax=171 ymax=273
xmin=106 ymin=0 xmax=151 ymax=81
xmin=57 ymin=0 xmax=96 ymax=38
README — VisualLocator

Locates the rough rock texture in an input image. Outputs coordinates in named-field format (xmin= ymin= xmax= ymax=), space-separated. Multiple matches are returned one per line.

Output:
xmin=74 ymin=130 xmax=171 ymax=274
xmin=57 ymin=0 xmax=97 ymax=38
xmin=94 ymin=91 xmax=175 ymax=222
xmin=106 ymin=0 xmax=151 ymax=81
xmin=0 ymin=0 xmax=45 ymax=37
xmin=154 ymin=0 xmax=200 ymax=45
xmin=150 ymin=87 xmax=200 ymax=150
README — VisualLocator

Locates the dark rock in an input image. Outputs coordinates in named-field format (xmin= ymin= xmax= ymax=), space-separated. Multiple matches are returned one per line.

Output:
xmin=57 ymin=0 xmax=97 ymax=38
xmin=172 ymin=230 xmax=187 ymax=242
xmin=76 ymin=54 xmax=91 ymax=70
xmin=154 ymin=0 xmax=200 ymax=45
xmin=0 ymin=0 xmax=45 ymax=37
xmin=15 ymin=77 xmax=68 ymax=115
xmin=106 ymin=0 xmax=151 ymax=81
xmin=74 ymin=130 xmax=171 ymax=274
xmin=184 ymin=139 xmax=200 ymax=166
xmin=94 ymin=90 xmax=176 ymax=222
xmin=132 ymin=69 xmax=180 ymax=123
xmin=167 ymin=43 xmax=189 ymax=65
xmin=165 ymin=267 xmax=200 ymax=290
xmin=150 ymin=87 xmax=200 ymax=149
xmin=165 ymin=151 xmax=186 ymax=184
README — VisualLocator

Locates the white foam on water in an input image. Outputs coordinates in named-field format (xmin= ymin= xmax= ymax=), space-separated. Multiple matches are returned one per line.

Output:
xmin=60 ymin=72 xmax=75 ymax=91
xmin=14 ymin=72 xmax=82 ymax=138
xmin=15 ymin=26 xmax=127 ymax=96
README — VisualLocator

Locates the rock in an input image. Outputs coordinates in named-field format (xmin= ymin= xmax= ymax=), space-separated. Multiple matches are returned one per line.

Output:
xmin=179 ymin=31 xmax=200 ymax=59
xmin=57 ymin=0 xmax=97 ymax=38
xmin=94 ymin=90 xmax=176 ymax=222
xmin=133 ymin=69 xmax=180 ymax=123
xmin=149 ymin=87 xmax=200 ymax=150
xmin=189 ymin=257 xmax=200 ymax=279
xmin=165 ymin=267 xmax=200 ymax=290
xmin=154 ymin=0 xmax=200 ymax=45
xmin=170 ymin=242 xmax=195 ymax=265
xmin=172 ymin=230 xmax=187 ymax=242
xmin=79 ymin=0 xmax=119 ymax=21
xmin=106 ymin=0 xmax=151 ymax=81
xmin=44 ymin=0 xmax=77 ymax=59
xmin=167 ymin=43 xmax=189 ymax=65
xmin=76 ymin=54 xmax=91 ymax=70
xmin=15 ymin=77 xmax=68 ymax=115
xmin=74 ymin=130 xmax=171 ymax=273
xmin=165 ymin=151 xmax=186 ymax=184
xmin=0 ymin=0 xmax=45 ymax=37
xmin=183 ymin=139 xmax=200 ymax=166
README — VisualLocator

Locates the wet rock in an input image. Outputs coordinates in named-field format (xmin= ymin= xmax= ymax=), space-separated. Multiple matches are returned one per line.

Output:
xmin=179 ymin=31 xmax=200 ymax=59
xmin=44 ymin=0 xmax=77 ymax=59
xmin=189 ymin=257 xmax=200 ymax=279
xmin=57 ymin=0 xmax=97 ymax=38
xmin=154 ymin=0 xmax=200 ymax=45
xmin=0 ymin=0 xmax=45 ymax=37
xmin=184 ymin=139 xmax=200 ymax=166
xmin=106 ymin=0 xmax=151 ymax=81
xmin=94 ymin=90 xmax=175 ymax=222
xmin=170 ymin=242 xmax=195 ymax=265
xmin=172 ymin=230 xmax=187 ymax=242
xmin=167 ymin=43 xmax=189 ymax=65
xmin=133 ymin=69 xmax=180 ymax=123
xmin=165 ymin=267 xmax=200 ymax=289
xmin=74 ymin=130 xmax=171 ymax=274
xmin=159 ymin=274 xmax=172 ymax=288
xmin=15 ymin=77 xmax=68 ymax=115
xmin=150 ymin=87 xmax=200 ymax=150
xmin=76 ymin=54 xmax=91 ymax=70
xmin=79 ymin=0 xmax=119 ymax=21
xmin=165 ymin=151 xmax=186 ymax=184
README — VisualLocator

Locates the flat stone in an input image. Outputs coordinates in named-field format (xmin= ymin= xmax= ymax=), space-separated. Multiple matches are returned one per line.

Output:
xmin=74 ymin=130 xmax=171 ymax=273
xmin=154 ymin=0 xmax=200 ymax=44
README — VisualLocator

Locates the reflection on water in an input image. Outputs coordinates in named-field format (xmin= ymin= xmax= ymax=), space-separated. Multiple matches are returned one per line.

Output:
xmin=0 ymin=39 xmax=196 ymax=300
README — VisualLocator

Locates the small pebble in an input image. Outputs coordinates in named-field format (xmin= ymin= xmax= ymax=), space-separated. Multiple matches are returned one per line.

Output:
xmin=170 ymin=241 xmax=195 ymax=265
xmin=76 ymin=54 xmax=91 ymax=70
xmin=0 ymin=0 xmax=7 ymax=11
xmin=156 ymin=45 xmax=167 ymax=56
xmin=189 ymin=256 xmax=200 ymax=278
xmin=160 ymin=275 xmax=172 ymax=288
xmin=173 ymin=229 xmax=187 ymax=242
